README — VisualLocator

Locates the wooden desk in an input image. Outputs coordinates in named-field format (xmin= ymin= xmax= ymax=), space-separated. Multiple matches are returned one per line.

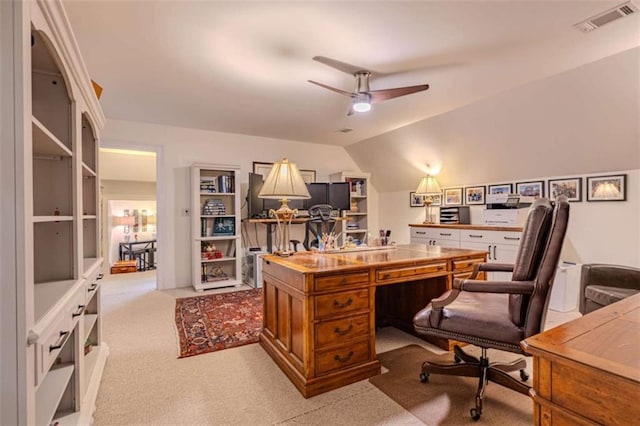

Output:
xmin=522 ymin=293 xmax=640 ymax=425
xmin=259 ymin=244 xmax=487 ymax=397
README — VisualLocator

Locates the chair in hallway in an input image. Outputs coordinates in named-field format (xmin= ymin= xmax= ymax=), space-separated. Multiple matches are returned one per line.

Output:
xmin=413 ymin=196 xmax=570 ymax=420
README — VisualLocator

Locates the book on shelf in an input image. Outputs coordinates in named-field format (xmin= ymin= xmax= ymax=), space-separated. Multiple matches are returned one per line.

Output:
xmin=200 ymin=177 xmax=217 ymax=193
xmin=202 ymin=198 xmax=226 ymax=215
xmin=216 ymin=175 xmax=234 ymax=193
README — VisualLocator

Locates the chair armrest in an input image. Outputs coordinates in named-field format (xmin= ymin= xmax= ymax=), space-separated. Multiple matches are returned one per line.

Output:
xmin=454 ymin=279 xmax=535 ymax=294
xmin=476 ymin=263 xmax=514 ymax=273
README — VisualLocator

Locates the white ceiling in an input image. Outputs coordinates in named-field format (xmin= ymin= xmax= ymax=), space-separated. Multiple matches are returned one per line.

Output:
xmin=64 ymin=1 xmax=640 ymax=147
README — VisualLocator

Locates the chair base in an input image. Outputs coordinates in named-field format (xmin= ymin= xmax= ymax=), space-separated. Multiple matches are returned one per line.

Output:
xmin=419 ymin=345 xmax=530 ymax=421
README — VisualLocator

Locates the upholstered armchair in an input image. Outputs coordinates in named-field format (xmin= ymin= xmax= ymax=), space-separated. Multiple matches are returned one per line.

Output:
xmin=413 ymin=196 xmax=570 ymax=421
xmin=579 ymin=264 xmax=640 ymax=314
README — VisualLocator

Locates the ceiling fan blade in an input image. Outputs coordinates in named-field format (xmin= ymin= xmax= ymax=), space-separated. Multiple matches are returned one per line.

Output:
xmin=312 ymin=56 xmax=370 ymax=76
xmin=308 ymin=80 xmax=354 ymax=98
xmin=369 ymin=84 xmax=429 ymax=103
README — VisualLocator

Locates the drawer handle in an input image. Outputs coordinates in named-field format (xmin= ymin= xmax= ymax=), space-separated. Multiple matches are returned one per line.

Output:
xmin=88 ymin=283 xmax=98 ymax=292
xmin=97 ymin=273 xmax=104 ymax=280
xmin=333 ymin=324 xmax=353 ymax=336
xmin=340 ymin=277 xmax=348 ymax=285
xmin=440 ymin=233 xmax=452 ymax=236
xmin=334 ymin=351 xmax=354 ymax=363
xmin=382 ymin=273 xmax=390 ymax=279
xmin=49 ymin=331 xmax=70 ymax=352
xmin=504 ymin=236 xmax=520 ymax=241
xmin=416 ymin=231 xmax=425 ymax=235
xmin=333 ymin=297 xmax=353 ymax=309
xmin=72 ymin=305 xmax=86 ymax=318
xmin=469 ymin=234 xmax=483 ymax=238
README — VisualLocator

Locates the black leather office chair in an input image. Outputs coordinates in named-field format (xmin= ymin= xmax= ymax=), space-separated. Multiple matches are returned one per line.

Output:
xmin=579 ymin=264 xmax=640 ymax=314
xmin=303 ymin=204 xmax=337 ymax=250
xmin=413 ymin=196 xmax=570 ymax=420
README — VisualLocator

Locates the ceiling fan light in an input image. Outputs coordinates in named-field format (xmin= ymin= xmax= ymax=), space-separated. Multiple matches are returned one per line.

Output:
xmin=352 ymin=93 xmax=372 ymax=112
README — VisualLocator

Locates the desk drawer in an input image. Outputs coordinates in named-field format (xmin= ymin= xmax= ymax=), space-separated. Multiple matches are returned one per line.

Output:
xmin=459 ymin=229 xmax=522 ymax=246
xmin=377 ymin=262 xmax=448 ymax=284
xmin=453 ymin=257 xmax=484 ymax=273
xmin=314 ymin=271 xmax=369 ymax=292
xmin=315 ymin=313 xmax=369 ymax=347
xmin=411 ymin=227 xmax=460 ymax=241
xmin=315 ymin=289 xmax=369 ymax=319
xmin=316 ymin=339 xmax=370 ymax=375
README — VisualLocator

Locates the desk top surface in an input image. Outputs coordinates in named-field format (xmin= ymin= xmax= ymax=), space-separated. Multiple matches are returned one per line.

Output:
xmin=409 ymin=223 xmax=523 ymax=232
xmin=263 ymin=244 xmax=486 ymax=274
xmin=522 ymin=293 xmax=640 ymax=383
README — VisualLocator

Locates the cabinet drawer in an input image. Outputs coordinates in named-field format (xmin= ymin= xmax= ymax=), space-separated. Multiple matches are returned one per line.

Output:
xmin=411 ymin=227 xmax=460 ymax=241
xmin=459 ymin=229 xmax=522 ymax=246
xmin=453 ymin=257 xmax=484 ymax=273
xmin=315 ymin=339 xmax=370 ymax=375
xmin=85 ymin=277 xmax=100 ymax=304
xmin=377 ymin=262 xmax=448 ymax=284
xmin=314 ymin=271 xmax=369 ymax=292
xmin=315 ymin=289 xmax=369 ymax=319
xmin=315 ymin=313 xmax=369 ymax=347
xmin=67 ymin=285 xmax=86 ymax=326
xmin=35 ymin=313 xmax=72 ymax=386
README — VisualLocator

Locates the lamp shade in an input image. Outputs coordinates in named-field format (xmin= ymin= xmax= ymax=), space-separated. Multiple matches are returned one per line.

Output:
xmin=415 ymin=175 xmax=442 ymax=195
xmin=112 ymin=215 xmax=136 ymax=226
xmin=258 ymin=158 xmax=311 ymax=200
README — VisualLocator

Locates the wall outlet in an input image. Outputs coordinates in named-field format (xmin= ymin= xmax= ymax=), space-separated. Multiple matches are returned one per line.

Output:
xmin=182 ymin=208 xmax=190 ymax=216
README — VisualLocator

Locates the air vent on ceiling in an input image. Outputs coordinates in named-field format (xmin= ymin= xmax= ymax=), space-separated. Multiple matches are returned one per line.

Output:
xmin=574 ymin=1 xmax=638 ymax=32
xmin=336 ymin=128 xmax=353 ymax=133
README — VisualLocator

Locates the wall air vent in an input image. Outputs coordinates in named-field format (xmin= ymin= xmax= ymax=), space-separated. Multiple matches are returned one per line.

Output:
xmin=574 ymin=1 xmax=638 ymax=32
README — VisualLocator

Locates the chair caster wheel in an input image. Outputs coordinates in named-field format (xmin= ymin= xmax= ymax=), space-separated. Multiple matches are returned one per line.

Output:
xmin=454 ymin=354 xmax=462 ymax=363
xmin=470 ymin=408 xmax=481 ymax=421
xmin=420 ymin=372 xmax=429 ymax=383
xmin=520 ymin=369 xmax=529 ymax=381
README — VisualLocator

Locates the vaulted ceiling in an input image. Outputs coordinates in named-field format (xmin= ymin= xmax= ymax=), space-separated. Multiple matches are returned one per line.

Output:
xmin=64 ymin=1 xmax=639 ymax=147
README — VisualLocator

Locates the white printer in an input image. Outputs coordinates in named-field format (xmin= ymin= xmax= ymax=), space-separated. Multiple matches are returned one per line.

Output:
xmin=483 ymin=194 xmax=534 ymax=226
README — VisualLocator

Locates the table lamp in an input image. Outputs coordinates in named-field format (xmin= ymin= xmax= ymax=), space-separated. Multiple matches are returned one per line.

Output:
xmin=415 ymin=175 xmax=442 ymax=224
xmin=258 ymin=158 xmax=310 ymax=256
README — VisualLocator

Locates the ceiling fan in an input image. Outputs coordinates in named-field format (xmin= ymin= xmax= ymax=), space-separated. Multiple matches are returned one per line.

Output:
xmin=308 ymin=56 xmax=430 ymax=115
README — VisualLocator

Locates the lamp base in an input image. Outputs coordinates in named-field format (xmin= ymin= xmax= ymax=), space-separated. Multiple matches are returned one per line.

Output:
xmin=269 ymin=198 xmax=298 ymax=257
xmin=423 ymin=198 xmax=435 ymax=224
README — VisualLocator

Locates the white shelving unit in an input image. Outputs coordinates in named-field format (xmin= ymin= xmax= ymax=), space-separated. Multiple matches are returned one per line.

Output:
xmin=1 ymin=2 xmax=109 ymax=424
xmin=330 ymin=171 xmax=371 ymax=247
xmin=191 ymin=164 xmax=242 ymax=290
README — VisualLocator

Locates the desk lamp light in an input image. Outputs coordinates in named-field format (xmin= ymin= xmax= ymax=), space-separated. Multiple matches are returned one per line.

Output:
xmin=415 ymin=175 xmax=442 ymax=224
xmin=258 ymin=158 xmax=311 ymax=256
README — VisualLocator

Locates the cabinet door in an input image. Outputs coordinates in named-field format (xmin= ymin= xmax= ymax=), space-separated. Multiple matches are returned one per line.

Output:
xmin=433 ymin=238 xmax=460 ymax=248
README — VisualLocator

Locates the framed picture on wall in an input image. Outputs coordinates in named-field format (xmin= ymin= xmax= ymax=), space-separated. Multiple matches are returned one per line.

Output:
xmin=252 ymin=161 xmax=316 ymax=183
xmin=548 ymin=177 xmax=582 ymax=202
xmin=430 ymin=193 xmax=442 ymax=206
xmin=586 ymin=174 xmax=626 ymax=201
xmin=443 ymin=188 xmax=463 ymax=206
xmin=487 ymin=183 xmax=513 ymax=195
xmin=464 ymin=186 xmax=486 ymax=205
xmin=409 ymin=192 xmax=424 ymax=207
xmin=516 ymin=180 xmax=545 ymax=199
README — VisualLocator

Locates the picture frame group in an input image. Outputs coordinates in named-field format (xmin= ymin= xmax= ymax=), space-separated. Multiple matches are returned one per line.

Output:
xmin=408 ymin=172 xmax=627 ymax=209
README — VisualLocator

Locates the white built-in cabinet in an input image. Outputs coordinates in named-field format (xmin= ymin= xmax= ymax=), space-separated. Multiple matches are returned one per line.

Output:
xmin=410 ymin=225 xmax=523 ymax=280
xmin=329 ymin=171 xmax=370 ymax=247
xmin=191 ymin=164 xmax=242 ymax=291
xmin=1 ymin=1 xmax=108 ymax=424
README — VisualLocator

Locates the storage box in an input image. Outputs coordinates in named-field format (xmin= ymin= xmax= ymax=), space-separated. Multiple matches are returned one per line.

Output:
xmin=110 ymin=260 xmax=137 ymax=274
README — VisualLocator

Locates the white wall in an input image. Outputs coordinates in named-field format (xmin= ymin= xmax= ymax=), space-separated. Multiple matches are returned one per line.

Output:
xmin=382 ymin=169 xmax=640 ymax=267
xmin=101 ymin=119 xmax=376 ymax=289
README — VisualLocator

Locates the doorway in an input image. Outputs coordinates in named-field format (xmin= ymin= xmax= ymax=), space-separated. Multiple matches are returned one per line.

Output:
xmin=100 ymin=147 xmax=158 ymax=286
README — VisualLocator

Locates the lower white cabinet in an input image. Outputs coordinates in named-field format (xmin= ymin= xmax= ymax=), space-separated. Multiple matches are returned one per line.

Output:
xmin=410 ymin=225 xmax=523 ymax=280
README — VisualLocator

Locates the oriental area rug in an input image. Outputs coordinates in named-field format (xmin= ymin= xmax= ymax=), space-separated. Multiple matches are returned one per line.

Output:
xmin=175 ymin=288 xmax=263 ymax=358
xmin=369 ymin=344 xmax=532 ymax=425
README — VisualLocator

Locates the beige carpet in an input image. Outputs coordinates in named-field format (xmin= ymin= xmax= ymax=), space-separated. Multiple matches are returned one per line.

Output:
xmin=369 ymin=344 xmax=532 ymax=425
